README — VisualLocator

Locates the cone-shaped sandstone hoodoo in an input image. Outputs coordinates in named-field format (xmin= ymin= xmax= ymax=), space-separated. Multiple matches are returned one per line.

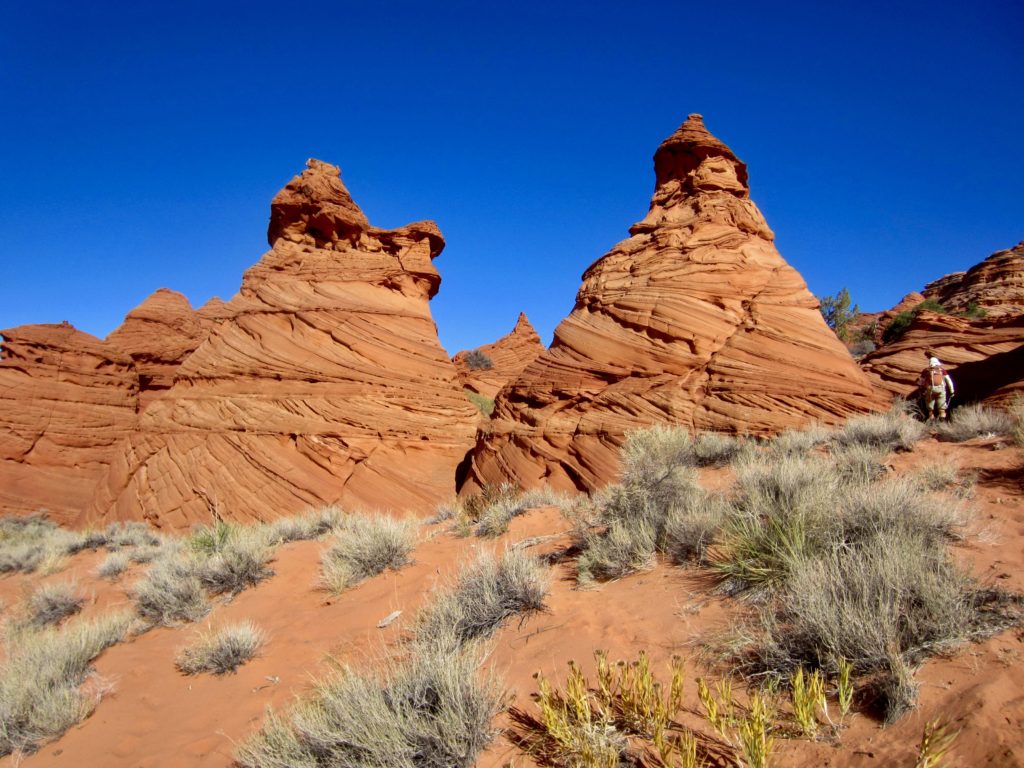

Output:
xmin=0 ymin=323 xmax=139 ymax=523
xmin=465 ymin=114 xmax=889 ymax=493
xmin=453 ymin=312 xmax=545 ymax=399
xmin=84 ymin=160 xmax=478 ymax=528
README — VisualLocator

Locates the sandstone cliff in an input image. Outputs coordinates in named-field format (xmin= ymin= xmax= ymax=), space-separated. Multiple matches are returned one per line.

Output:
xmin=85 ymin=160 xmax=477 ymax=527
xmin=453 ymin=313 xmax=545 ymax=399
xmin=921 ymin=241 xmax=1024 ymax=318
xmin=465 ymin=115 xmax=888 ymax=493
xmin=0 ymin=323 xmax=139 ymax=523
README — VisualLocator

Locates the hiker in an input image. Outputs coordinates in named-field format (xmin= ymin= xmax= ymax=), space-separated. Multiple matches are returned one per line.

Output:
xmin=918 ymin=356 xmax=955 ymax=420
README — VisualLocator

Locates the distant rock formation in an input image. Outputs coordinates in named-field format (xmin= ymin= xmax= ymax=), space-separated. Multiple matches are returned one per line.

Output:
xmin=453 ymin=313 xmax=545 ymax=399
xmin=0 ymin=324 xmax=138 ymax=523
xmin=921 ymin=241 xmax=1024 ymax=318
xmin=106 ymin=289 xmax=224 ymax=409
xmin=85 ymin=160 xmax=477 ymax=528
xmin=465 ymin=115 xmax=888 ymax=493
xmin=860 ymin=241 xmax=1024 ymax=405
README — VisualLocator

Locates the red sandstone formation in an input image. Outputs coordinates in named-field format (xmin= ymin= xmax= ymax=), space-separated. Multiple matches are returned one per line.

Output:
xmin=105 ymin=289 xmax=222 ymax=409
xmin=859 ymin=241 xmax=1024 ymax=405
xmin=465 ymin=115 xmax=888 ymax=493
xmin=85 ymin=160 xmax=477 ymax=528
xmin=849 ymin=291 xmax=924 ymax=346
xmin=453 ymin=313 xmax=545 ymax=399
xmin=0 ymin=323 xmax=138 ymax=523
xmin=922 ymin=241 xmax=1024 ymax=318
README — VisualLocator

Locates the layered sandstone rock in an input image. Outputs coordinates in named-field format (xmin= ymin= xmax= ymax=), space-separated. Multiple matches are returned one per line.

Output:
xmin=465 ymin=115 xmax=888 ymax=493
xmin=859 ymin=311 xmax=1024 ymax=405
xmin=106 ymin=289 xmax=222 ymax=409
xmin=922 ymin=241 xmax=1024 ymax=318
xmin=0 ymin=323 xmax=138 ymax=523
xmin=86 ymin=160 xmax=477 ymax=528
xmin=453 ymin=313 xmax=545 ymax=399
xmin=849 ymin=292 xmax=925 ymax=346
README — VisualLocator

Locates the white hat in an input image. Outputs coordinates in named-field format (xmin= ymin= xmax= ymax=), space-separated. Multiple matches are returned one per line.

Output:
xmin=929 ymin=357 xmax=941 ymax=367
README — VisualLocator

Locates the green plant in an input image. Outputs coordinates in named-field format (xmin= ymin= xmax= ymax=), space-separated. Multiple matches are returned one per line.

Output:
xmin=836 ymin=657 xmax=854 ymax=719
xmin=465 ymin=389 xmax=495 ymax=417
xmin=818 ymin=288 xmax=859 ymax=341
xmin=738 ymin=692 xmax=774 ymax=768
xmin=319 ymin=513 xmax=417 ymax=593
xmin=464 ymin=349 xmax=494 ymax=370
xmin=881 ymin=310 xmax=915 ymax=343
xmin=176 ymin=621 xmax=265 ymax=675
xmin=189 ymin=519 xmax=235 ymax=555
xmin=790 ymin=667 xmax=825 ymax=738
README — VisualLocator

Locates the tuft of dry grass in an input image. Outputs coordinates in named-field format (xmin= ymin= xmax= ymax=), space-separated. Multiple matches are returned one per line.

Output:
xmin=0 ymin=611 xmax=132 ymax=756
xmin=197 ymin=527 xmax=275 ymax=596
xmin=267 ymin=506 xmax=342 ymax=543
xmin=96 ymin=552 xmax=130 ymax=580
xmin=133 ymin=553 xmax=211 ymax=626
xmin=235 ymin=643 xmax=502 ymax=768
xmin=415 ymin=549 xmax=548 ymax=649
xmin=833 ymin=406 xmax=925 ymax=452
xmin=319 ymin=513 xmax=417 ymax=593
xmin=24 ymin=582 xmax=84 ymax=628
xmin=176 ymin=621 xmax=265 ymax=675
xmin=934 ymin=404 xmax=1013 ymax=442
xmin=475 ymin=487 xmax=569 ymax=538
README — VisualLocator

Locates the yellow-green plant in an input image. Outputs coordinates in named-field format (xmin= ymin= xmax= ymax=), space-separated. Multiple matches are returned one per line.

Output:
xmin=738 ymin=692 xmax=775 ymax=768
xmin=836 ymin=657 xmax=854 ymax=719
xmin=697 ymin=677 xmax=734 ymax=736
xmin=790 ymin=667 xmax=826 ymax=738
xmin=914 ymin=719 xmax=959 ymax=768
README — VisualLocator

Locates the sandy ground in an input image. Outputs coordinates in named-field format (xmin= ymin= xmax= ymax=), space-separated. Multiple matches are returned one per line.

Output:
xmin=1 ymin=435 xmax=1022 ymax=767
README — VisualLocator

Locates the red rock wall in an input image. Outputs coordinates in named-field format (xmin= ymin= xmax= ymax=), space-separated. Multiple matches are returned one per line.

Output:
xmin=0 ymin=324 xmax=139 ymax=523
xmin=453 ymin=312 xmax=545 ymax=399
xmin=465 ymin=115 xmax=889 ymax=494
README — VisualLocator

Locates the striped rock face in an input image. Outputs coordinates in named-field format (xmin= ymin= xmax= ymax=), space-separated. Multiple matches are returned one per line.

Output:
xmin=0 ymin=323 xmax=139 ymax=523
xmin=453 ymin=313 xmax=545 ymax=400
xmin=466 ymin=115 xmax=889 ymax=494
xmin=85 ymin=160 xmax=477 ymax=528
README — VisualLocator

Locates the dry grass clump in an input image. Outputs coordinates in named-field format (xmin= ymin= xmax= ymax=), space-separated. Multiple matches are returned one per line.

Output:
xmin=575 ymin=425 xmax=729 ymax=583
xmin=236 ymin=642 xmax=502 ymax=768
xmin=0 ymin=611 xmax=131 ymax=756
xmin=267 ymin=506 xmax=342 ymax=543
xmin=133 ymin=554 xmax=211 ymax=626
xmin=832 ymin=405 xmax=925 ymax=452
xmin=24 ymin=582 xmax=85 ymax=628
xmin=692 ymin=432 xmax=753 ymax=467
xmin=766 ymin=423 xmax=832 ymax=456
xmin=197 ymin=527 xmax=275 ymax=596
xmin=1009 ymin=395 xmax=1024 ymax=447
xmin=475 ymin=486 xmax=568 ymax=538
xmin=96 ymin=552 xmax=130 ymax=579
xmin=176 ymin=621 xmax=265 ymax=675
xmin=319 ymin=513 xmax=417 ymax=593
xmin=415 ymin=549 xmax=548 ymax=649
xmin=831 ymin=442 xmax=888 ymax=485
xmin=0 ymin=514 xmax=79 ymax=575
xmin=934 ymin=404 xmax=1014 ymax=442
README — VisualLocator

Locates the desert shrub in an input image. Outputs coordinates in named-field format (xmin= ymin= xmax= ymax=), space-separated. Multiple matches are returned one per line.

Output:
xmin=465 ymin=390 xmax=495 ymax=417
xmin=831 ymin=442 xmax=888 ymax=485
xmin=0 ymin=514 xmax=80 ymax=575
xmin=198 ymin=528 xmax=275 ymax=596
xmin=577 ymin=517 xmax=658 ymax=584
xmin=934 ymin=404 xmax=1013 ymax=442
xmin=818 ymin=287 xmax=859 ymax=341
xmin=320 ymin=514 xmax=417 ymax=593
xmin=833 ymin=406 xmax=925 ymax=452
xmin=692 ymin=432 xmax=751 ymax=467
xmin=1010 ymin=395 xmax=1024 ymax=447
xmin=913 ymin=458 xmax=961 ymax=491
xmin=848 ymin=339 xmax=876 ymax=357
xmin=96 ymin=552 xmax=130 ymax=580
xmin=128 ymin=546 xmax=162 ymax=564
xmin=464 ymin=349 xmax=494 ymax=370
xmin=881 ymin=311 xmax=915 ymax=343
xmin=102 ymin=521 xmax=163 ymax=550
xmin=235 ymin=643 xmax=502 ymax=768
xmin=475 ymin=486 xmax=567 ymax=538
xmin=65 ymin=529 xmax=110 ymax=555
xmin=415 ymin=549 xmax=548 ymax=649
xmin=662 ymin=492 xmax=730 ymax=565
xmin=268 ymin=506 xmax=342 ymax=543
xmin=0 ymin=611 xmax=131 ymax=756
xmin=189 ymin=519 xmax=236 ymax=555
xmin=916 ymin=299 xmax=947 ymax=314
xmin=748 ymin=530 xmax=980 ymax=721
xmin=176 ymin=621 xmax=265 ymax=675
xmin=133 ymin=555 xmax=210 ymax=626
xmin=25 ymin=582 xmax=84 ymax=628
xmin=766 ymin=423 xmax=832 ymax=456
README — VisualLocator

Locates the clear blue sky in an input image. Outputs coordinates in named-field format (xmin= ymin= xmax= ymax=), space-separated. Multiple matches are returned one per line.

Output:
xmin=2 ymin=0 xmax=1021 ymax=355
